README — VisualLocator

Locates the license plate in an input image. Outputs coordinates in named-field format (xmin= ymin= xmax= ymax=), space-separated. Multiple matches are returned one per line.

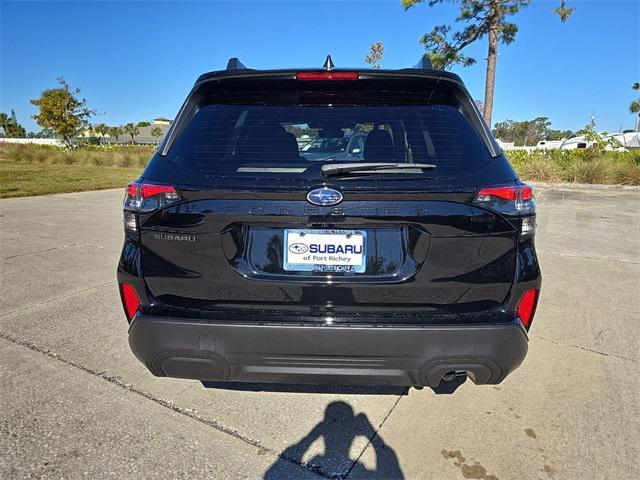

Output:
xmin=283 ymin=229 xmax=366 ymax=273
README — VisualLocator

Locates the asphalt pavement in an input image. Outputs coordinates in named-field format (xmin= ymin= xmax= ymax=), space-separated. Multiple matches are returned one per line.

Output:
xmin=1 ymin=185 xmax=639 ymax=479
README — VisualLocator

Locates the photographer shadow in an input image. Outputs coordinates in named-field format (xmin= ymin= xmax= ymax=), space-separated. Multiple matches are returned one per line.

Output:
xmin=263 ymin=401 xmax=404 ymax=480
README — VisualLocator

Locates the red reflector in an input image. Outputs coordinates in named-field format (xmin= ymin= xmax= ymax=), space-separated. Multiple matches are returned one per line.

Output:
xmin=517 ymin=289 xmax=539 ymax=327
xmin=126 ymin=183 xmax=137 ymax=197
xmin=119 ymin=283 xmax=140 ymax=320
xmin=296 ymin=71 xmax=359 ymax=81
xmin=140 ymin=184 xmax=177 ymax=198
xmin=477 ymin=186 xmax=518 ymax=201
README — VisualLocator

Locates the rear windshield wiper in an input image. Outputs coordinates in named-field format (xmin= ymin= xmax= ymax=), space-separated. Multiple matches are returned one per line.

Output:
xmin=321 ymin=162 xmax=436 ymax=177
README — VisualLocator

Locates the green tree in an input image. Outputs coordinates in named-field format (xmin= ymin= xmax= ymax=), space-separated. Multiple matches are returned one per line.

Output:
xmin=30 ymin=77 xmax=96 ymax=143
xmin=124 ymin=123 xmax=139 ymax=144
xmin=137 ymin=121 xmax=151 ymax=127
xmin=150 ymin=126 xmax=164 ymax=144
xmin=364 ymin=41 xmax=385 ymax=69
xmin=34 ymin=127 xmax=56 ymax=138
xmin=492 ymin=117 xmax=571 ymax=145
xmin=401 ymin=0 xmax=574 ymax=126
xmin=94 ymin=123 xmax=109 ymax=143
xmin=0 ymin=112 xmax=26 ymax=137
xmin=630 ymin=82 xmax=640 ymax=131
xmin=545 ymin=128 xmax=574 ymax=141
xmin=109 ymin=126 xmax=123 ymax=144
xmin=0 ymin=113 xmax=9 ymax=137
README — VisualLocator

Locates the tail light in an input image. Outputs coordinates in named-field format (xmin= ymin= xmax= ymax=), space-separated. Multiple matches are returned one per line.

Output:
xmin=517 ymin=288 xmax=539 ymax=328
xmin=123 ymin=182 xmax=182 ymax=232
xmin=296 ymin=71 xmax=359 ymax=81
xmin=473 ymin=184 xmax=536 ymax=238
xmin=119 ymin=282 xmax=140 ymax=321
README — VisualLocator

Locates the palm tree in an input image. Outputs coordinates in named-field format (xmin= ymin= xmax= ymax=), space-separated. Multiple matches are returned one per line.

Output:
xmin=631 ymin=82 xmax=640 ymax=131
xmin=124 ymin=123 xmax=139 ymax=144
xmin=0 ymin=113 xmax=8 ymax=136
xmin=150 ymin=127 xmax=164 ymax=144
xmin=94 ymin=123 xmax=108 ymax=144
xmin=109 ymin=126 xmax=123 ymax=144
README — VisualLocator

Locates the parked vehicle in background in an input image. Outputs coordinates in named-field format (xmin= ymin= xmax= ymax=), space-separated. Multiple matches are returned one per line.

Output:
xmin=560 ymin=136 xmax=590 ymax=150
xmin=118 ymin=57 xmax=541 ymax=389
xmin=300 ymin=132 xmax=367 ymax=161
xmin=607 ymin=131 xmax=640 ymax=150
xmin=535 ymin=140 xmax=564 ymax=149
xmin=561 ymin=134 xmax=628 ymax=151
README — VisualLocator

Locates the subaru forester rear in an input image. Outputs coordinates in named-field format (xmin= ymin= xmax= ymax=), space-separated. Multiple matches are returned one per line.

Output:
xmin=117 ymin=57 xmax=541 ymax=388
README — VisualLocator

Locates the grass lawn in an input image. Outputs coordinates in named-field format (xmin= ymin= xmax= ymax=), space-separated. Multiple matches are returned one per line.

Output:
xmin=0 ymin=159 xmax=142 ymax=198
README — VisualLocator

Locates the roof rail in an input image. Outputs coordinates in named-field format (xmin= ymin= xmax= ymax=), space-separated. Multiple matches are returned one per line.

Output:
xmin=413 ymin=55 xmax=433 ymax=70
xmin=226 ymin=57 xmax=247 ymax=70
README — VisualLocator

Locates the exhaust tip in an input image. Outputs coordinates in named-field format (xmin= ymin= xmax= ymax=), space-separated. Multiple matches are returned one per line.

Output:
xmin=441 ymin=370 xmax=467 ymax=382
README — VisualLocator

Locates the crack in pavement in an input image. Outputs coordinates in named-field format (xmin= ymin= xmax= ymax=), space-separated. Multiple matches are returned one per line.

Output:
xmin=3 ymin=242 xmax=119 ymax=260
xmin=0 ymin=331 xmax=327 ymax=479
xmin=3 ymin=247 xmax=59 ymax=259
xmin=0 ymin=281 xmax=116 ymax=318
xmin=0 ymin=330 xmax=405 ymax=480
xmin=2 ymin=228 xmax=120 ymax=258
xmin=531 ymin=335 xmax=637 ymax=365
xmin=345 ymin=391 xmax=406 ymax=479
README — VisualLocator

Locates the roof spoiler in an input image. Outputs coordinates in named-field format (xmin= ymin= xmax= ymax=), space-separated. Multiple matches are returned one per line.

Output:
xmin=225 ymin=55 xmax=434 ymax=71
xmin=413 ymin=55 xmax=434 ymax=70
xmin=226 ymin=57 xmax=247 ymax=70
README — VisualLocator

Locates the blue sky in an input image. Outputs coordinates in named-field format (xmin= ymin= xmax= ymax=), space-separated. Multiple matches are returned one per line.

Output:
xmin=1 ymin=0 xmax=638 ymax=133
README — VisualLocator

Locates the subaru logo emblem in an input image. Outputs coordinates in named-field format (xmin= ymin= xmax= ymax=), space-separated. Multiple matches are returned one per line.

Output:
xmin=307 ymin=187 xmax=343 ymax=206
xmin=288 ymin=243 xmax=309 ymax=254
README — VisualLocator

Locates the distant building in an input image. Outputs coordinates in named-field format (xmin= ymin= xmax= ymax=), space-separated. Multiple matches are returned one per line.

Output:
xmin=80 ymin=117 xmax=172 ymax=144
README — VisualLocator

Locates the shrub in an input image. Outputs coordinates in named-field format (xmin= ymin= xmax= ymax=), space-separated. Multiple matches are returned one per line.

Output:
xmin=505 ymin=149 xmax=639 ymax=185
xmin=564 ymin=157 xmax=615 ymax=184
xmin=516 ymin=157 xmax=562 ymax=183
xmin=614 ymin=160 xmax=640 ymax=185
xmin=0 ymin=143 xmax=154 ymax=169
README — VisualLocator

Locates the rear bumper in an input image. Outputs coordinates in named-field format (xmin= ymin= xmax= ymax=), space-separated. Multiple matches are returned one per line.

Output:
xmin=128 ymin=315 xmax=528 ymax=387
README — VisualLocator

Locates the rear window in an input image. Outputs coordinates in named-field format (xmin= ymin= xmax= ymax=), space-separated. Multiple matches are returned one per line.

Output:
xmin=160 ymin=85 xmax=494 ymax=184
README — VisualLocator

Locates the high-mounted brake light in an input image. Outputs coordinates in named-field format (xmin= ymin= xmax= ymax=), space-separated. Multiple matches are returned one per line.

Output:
xmin=119 ymin=282 xmax=140 ymax=321
xmin=296 ymin=72 xmax=359 ymax=81
xmin=517 ymin=289 xmax=539 ymax=327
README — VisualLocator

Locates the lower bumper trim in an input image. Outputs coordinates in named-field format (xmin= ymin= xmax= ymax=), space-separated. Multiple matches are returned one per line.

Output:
xmin=128 ymin=315 xmax=528 ymax=387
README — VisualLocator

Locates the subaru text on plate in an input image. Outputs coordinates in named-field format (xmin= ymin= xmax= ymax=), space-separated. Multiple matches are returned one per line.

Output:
xmin=117 ymin=56 xmax=541 ymax=388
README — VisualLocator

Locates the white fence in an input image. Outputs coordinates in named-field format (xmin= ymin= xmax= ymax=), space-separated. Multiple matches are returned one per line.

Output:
xmin=0 ymin=137 xmax=63 ymax=146
xmin=499 ymin=144 xmax=537 ymax=152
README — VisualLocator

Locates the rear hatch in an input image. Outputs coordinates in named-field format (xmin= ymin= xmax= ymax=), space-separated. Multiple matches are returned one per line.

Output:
xmin=131 ymin=73 xmax=521 ymax=324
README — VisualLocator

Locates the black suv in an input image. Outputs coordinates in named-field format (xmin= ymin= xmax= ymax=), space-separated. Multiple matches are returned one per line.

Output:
xmin=118 ymin=57 xmax=541 ymax=388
